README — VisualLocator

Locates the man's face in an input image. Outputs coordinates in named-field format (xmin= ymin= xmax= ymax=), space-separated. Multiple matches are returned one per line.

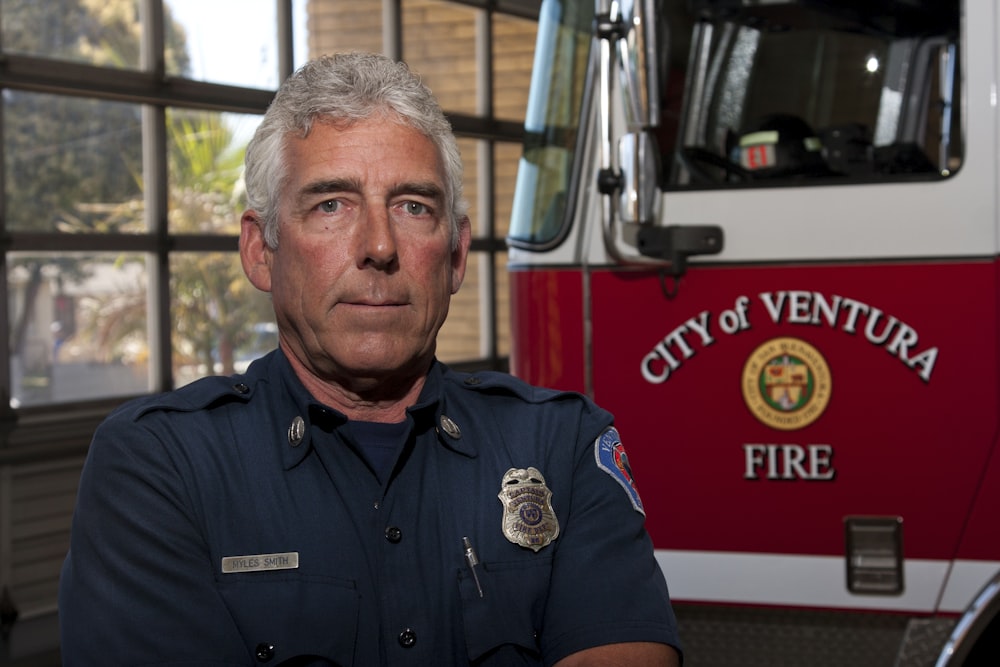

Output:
xmin=241 ymin=117 xmax=470 ymax=386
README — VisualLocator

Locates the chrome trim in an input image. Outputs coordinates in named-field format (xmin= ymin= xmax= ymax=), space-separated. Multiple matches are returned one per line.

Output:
xmin=934 ymin=569 xmax=1000 ymax=666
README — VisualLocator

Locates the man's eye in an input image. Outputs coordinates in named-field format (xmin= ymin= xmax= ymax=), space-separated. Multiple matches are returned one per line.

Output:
xmin=404 ymin=201 xmax=430 ymax=216
xmin=318 ymin=200 xmax=340 ymax=213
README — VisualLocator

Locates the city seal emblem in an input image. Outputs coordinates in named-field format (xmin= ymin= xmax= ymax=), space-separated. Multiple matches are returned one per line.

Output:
xmin=498 ymin=467 xmax=560 ymax=552
xmin=741 ymin=337 xmax=832 ymax=431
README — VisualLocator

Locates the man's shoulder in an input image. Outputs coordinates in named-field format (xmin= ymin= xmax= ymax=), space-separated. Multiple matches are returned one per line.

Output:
xmin=440 ymin=367 xmax=574 ymax=404
xmin=108 ymin=375 xmax=253 ymax=421
xmin=106 ymin=371 xmax=271 ymax=428
xmin=437 ymin=366 xmax=612 ymax=423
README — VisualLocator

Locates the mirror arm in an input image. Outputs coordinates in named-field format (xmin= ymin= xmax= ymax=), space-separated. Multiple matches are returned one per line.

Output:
xmin=637 ymin=225 xmax=725 ymax=276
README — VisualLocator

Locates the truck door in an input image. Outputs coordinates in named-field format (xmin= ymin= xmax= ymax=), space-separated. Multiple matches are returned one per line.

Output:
xmin=509 ymin=0 xmax=1000 ymax=663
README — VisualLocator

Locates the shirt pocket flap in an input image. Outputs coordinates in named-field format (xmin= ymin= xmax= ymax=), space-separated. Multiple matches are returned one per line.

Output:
xmin=458 ymin=557 xmax=552 ymax=662
xmin=218 ymin=574 xmax=359 ymax=664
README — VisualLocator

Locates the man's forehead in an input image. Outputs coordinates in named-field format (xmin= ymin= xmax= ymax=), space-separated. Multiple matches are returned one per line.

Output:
xmin=291 ymin=117 xmax=441 ymax=162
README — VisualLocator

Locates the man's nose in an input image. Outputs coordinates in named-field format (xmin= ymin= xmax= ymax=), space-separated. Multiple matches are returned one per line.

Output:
xmin=357 ymin=205 xmax=398 ymax=270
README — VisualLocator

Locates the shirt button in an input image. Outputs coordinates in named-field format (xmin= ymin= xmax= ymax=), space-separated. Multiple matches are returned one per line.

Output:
xmin=398 ymin=628 xmax=417 ymax=648
xmin=255 ymin=643 xmax=274 ymax=662
xmin=385 ymin=526 xmax=402 ymax=543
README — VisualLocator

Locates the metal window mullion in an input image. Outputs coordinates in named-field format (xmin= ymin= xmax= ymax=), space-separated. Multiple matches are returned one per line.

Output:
xmin=140 ymin=0 xmax=172 ymax=392
xmin=0 ymin=84 xmax=13 ymax=413
xmin=476 ymin=8 xmax=500 ymax=365
xmin=384 ymin=0 xmax=402 ymax=61
xmin=140 ymin=0 xmax=165 ymax=77
xmin=0 ymin=466 xmax=11 ymax=602
xmin=277 ymin=0 xmax=295 ymax=82
xmin=143 ymin=103 xmax=172 ymax=393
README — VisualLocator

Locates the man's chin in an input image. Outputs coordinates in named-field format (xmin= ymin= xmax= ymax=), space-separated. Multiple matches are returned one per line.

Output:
xmin=333 ymin=348 xmax=434 ymax=382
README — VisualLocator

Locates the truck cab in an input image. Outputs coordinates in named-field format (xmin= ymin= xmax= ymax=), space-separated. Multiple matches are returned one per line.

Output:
xmin=508 ymin=1 xmax=1000 ymax=664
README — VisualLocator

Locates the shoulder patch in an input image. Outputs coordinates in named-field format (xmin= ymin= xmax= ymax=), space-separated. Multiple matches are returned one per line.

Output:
xmin=594 ymin=427 xmax=645 ymax=515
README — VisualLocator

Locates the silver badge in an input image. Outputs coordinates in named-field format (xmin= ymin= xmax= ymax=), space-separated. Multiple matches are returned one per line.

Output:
xmin=498 ymin=467 xmax=560 ymax=552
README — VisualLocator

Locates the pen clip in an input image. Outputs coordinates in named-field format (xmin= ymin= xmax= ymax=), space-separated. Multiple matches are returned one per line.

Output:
xmin=462 ymin=536 xmax=484 ymax=598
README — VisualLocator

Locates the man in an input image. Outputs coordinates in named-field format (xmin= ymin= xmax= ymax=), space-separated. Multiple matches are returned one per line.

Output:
xmin=59 ymin=52 xmax=682 ymax=666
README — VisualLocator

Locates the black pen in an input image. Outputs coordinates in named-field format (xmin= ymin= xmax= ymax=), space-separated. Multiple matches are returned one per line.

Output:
xmin=462 ymin=536 xmax=484 ymax=597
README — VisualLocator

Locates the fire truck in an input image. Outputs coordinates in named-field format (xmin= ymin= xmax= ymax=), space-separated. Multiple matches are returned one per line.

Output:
xmin=508 ymin=0 xmax=999 ymax=664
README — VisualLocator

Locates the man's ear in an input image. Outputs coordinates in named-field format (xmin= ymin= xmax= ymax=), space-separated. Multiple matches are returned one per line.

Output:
xmin=239 ymin=210 xmax=273 ymax=293
xmin=450 ymin=215 xmax=472 ymax=294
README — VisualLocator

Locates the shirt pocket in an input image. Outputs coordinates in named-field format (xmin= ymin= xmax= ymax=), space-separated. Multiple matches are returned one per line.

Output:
xmin=457 ymin=556 xmax=552 ymax=663
xmin=217 ymin=574 xmax=359 ymax=665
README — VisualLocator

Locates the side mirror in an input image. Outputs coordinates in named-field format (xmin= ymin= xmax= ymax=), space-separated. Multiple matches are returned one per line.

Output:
xmin=617 ymin=0 xmax=661 ymax=130
xmin=618 ymin=131 xmax=660 ymax=224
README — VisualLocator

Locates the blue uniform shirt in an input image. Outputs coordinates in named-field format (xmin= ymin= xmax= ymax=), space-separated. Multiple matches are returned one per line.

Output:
xmin=59 ymin=351 xmax=680 ymax=665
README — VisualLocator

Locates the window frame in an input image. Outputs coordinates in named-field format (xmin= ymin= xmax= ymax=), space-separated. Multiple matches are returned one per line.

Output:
xmin=0 ymin=0 xmax=535 ymax=440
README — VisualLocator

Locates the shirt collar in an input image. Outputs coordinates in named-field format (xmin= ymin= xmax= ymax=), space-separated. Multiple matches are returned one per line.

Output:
xmin=258 ymin=351 xmax=476 ymax=469
xmin=410 ymin=360 xmax=478 ymax=458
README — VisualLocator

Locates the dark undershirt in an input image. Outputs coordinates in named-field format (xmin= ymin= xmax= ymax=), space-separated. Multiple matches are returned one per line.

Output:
xmin=348 ymin=419 xmax=410 ymax=484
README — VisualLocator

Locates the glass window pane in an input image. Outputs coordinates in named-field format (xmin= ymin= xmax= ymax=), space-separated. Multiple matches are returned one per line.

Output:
xmin=9 ymin=252 xmax=149 ymax=408
xmin=292 ymin=0 xmax=309 ymax=67
xmin=302 ymin=0 xmax=384 ymax=61
xmin=457 ymin=138 xmax=483 ymax=236
xmin=669 ymin=2 xmax=961 ymax=187
xmin=165 ymin=0 xmax=279 ymax=89
xmin=171 ymin=253 xmax=275 ymax=387
xmin=403 ymin=0 xmax=480 ymax=116
xmin=495 ymin=260 xmax=510 ymax=358
xmin=493 ymin=13 xmax=536 ymax=122
xmin=494 ymin=140 xmax=521 ymax=239
xmin=438 ymin=253 xmax=482 ymax=363
xmin=1 ymin=0 xmax=142 ymax=69
xmin=4 ymin=92 xmax=145 ymax=233
xmin=167 ymin=110 xmax=258 ymax=234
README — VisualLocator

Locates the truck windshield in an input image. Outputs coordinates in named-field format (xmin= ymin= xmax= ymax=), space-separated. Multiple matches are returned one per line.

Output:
xmin=509 ymin=0 xmax=961 ymax=248
xmin=509 ymin=0 xmax=594 ymax=248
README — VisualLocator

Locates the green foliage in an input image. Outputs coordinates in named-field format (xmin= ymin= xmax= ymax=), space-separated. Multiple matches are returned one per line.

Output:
xmin=5 ymin=0 xmax=270 ymax=395
xmin=5 ymin=93 xmax=144 ymax=233
xmin=167 ymin=109 xmax=273 ymax=374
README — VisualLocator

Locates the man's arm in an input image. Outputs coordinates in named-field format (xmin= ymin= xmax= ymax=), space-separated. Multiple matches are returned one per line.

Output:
xmin=538 ymin=420 xmax=683 ymax=663
xmin=555 ymin=641 xmax=682 ymax=667
xmin=59 ymin=415 xmax=249 ymax=665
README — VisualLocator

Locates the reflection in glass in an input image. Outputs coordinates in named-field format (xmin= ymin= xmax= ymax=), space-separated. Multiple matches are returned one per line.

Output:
xmin=494 ymin=141 xmax=520 ymax=359
xmin=457 ymin=138 xmax=481 ymax=236
xmin=165 ymin=0 xmax=279 ymax=89
xmin=1 ymin=0 xmax=145 ymax=69
xmin=494 ymin=261 xmax=510 ymax=358
xmin=438 ymin=253 xmax=482 ymax=363
xmin=494 ymin=13 xmax=537 ymax=122
xmin=292 ymin=0 xmax=311 ymax=68
xmin=8 ymin=253 xmax=149 ymax=407
xmin=171 ymin=253 xmax=275 ymax=387
xmin=403 ymin=0 xmax=480 ymax=116
xmin=4 ymin=93 xmax=145 ymax=233
xmin=167 ymin=110 xmax=258 ymax=234
xmin=303 ymin=0 xmax=383 ymax=61
xmin=494 ymin=141 xmax=521 ymax=239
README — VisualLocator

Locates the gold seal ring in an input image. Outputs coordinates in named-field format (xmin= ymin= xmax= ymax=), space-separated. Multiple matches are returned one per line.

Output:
xmin=741 ymin=337 xmax=832 ymax=431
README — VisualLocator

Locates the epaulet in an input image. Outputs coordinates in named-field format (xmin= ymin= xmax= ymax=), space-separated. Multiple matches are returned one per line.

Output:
xmin=444 ymin=368 xmax=577 ymax=405
xmin=112 ymin=374 xmax=257 ymax=422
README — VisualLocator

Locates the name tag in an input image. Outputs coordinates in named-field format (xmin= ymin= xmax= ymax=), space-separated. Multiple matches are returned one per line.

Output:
xmin=221 ymin=552 xmax=299 ymax=574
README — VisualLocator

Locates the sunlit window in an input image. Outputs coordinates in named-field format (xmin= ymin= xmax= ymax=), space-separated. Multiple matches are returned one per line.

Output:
xmin=1 ymin=0 xmax=537 ymax=408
